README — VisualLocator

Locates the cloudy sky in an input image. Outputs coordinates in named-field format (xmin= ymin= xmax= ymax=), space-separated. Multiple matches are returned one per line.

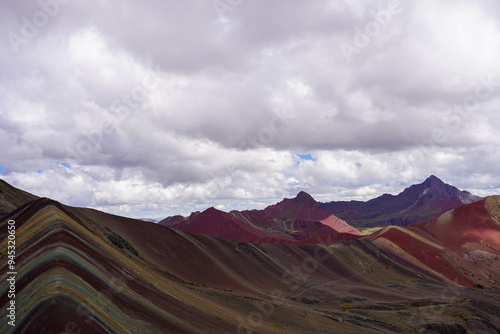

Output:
xmin=1 ymin=0 xmax=500 ymax=219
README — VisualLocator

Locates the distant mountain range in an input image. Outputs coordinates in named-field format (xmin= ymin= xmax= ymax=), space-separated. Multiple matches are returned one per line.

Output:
xmin=160 ymin=190 xmax=363 ymax=245
xmin=1 ymin=178 xmax=500 ymax=333
xmin=160 ymin=175 xmax=480 ymax=243
xmin=321 ymin=175 xmax=480 ymax=227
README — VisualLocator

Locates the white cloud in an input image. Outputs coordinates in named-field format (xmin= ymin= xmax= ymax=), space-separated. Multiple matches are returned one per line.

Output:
xmin=1 ymin=0 xmax=500 ymax=218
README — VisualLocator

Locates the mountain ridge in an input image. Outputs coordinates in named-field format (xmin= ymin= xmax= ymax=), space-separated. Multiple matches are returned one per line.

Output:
xmin=1 ymin=178 xmax=500 ymax=333
xmin=320 ymin=175 xmax=480 ymax=227
xmin=160 ymin=175 xmax=480 ymax=238
xmin=160 ymin=193 xmax=363 ymax=244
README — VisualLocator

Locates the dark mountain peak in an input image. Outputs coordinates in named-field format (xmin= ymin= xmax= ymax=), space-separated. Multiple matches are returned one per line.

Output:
xmin=418 ymin=175 xmax=478 ymax=201
xmin=158 ymin=215 xmax=185 ymax=227
xmin=201 ymin=207 xmax=226 ymax=216
xmin=295 ymin=191 xmax=317 ymax=204
xmin=408 ymin=175 xmax=481 ymax=208
xmin=198 ymin=207 xmax=239 ymax=221
xmin=321 ymin=175 xmax=481 ymax=228
xmin=422 ymin=175 xmax=446 ymax=188
xmin=400 ymin=175 xmax=449 ymax=198
xmin=189 ymin=211 xmax=201 ymax=218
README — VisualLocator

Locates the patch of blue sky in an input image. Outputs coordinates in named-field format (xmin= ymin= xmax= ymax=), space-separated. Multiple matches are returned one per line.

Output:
xmin=54 ymin=161 xmax=71 ymax=168
xmin=297 ymin=154 xmax=316 ymax=161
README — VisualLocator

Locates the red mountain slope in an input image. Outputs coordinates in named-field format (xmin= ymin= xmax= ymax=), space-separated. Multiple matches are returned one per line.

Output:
xmin=259 ymin=191 xmax=363 ymax=235
xmin=163 ymin=207 xmax=282 ymax=243
xmin=368 ymin=196 xmax=500 ymax=288
xmin=160 ymin=191 xmax=363 ymax=244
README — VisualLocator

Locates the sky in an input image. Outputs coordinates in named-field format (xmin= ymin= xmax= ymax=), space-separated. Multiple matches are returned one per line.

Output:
xmin=1 ymin=0 xmax=500 ymax=219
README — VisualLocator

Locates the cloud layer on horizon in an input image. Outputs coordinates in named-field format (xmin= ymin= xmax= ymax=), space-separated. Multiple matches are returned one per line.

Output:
xmin=1 ymin=0 xmax=500 ymax=218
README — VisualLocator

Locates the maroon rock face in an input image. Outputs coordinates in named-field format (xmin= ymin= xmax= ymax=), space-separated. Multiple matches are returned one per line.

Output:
xmin=160 ymin=191 xmax=363 ymax=245
xmin=368 ymin=196 xmax=500 ymax=289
